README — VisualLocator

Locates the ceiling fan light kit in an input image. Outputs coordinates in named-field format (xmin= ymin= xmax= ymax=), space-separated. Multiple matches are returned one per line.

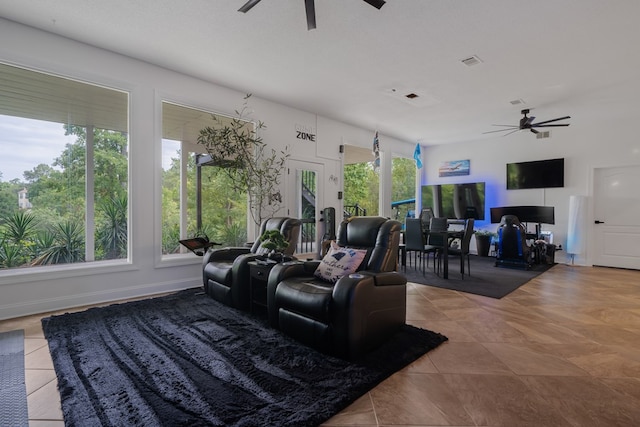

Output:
xmin=238 ymin=0 xmax=386 ymax=30
xmin=483 ymin=108 xmax=570 ymax=137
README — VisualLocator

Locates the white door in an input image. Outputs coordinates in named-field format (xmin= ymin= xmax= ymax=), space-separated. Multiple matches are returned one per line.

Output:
xmin=593 ymin=165 xmax=640 ymax=269
xmin=287 ymin=160 xmax=323 ymax=257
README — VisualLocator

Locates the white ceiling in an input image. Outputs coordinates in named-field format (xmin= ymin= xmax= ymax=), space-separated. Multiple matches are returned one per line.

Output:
xmin=2 ymin=0 xmax=639 ymax=145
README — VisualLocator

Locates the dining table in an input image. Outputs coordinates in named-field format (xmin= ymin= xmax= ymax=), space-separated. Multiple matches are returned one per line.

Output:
xmin=424 ymin=229 xmax=464 ymax=279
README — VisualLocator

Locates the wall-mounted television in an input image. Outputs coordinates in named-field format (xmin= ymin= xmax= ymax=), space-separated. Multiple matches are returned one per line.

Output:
xmin=421 ymin=182 xmax=485 ymax=220
xmin=506 ymin=158 xmax=564 ymax=189
xmin=490 ymin=206 xmax=555 ymax=224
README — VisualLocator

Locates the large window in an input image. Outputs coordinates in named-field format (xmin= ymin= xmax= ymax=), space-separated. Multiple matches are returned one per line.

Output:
xmin=0 ymin=63 xmax=129 ymax=271
xmin=391 ymin=156 xmax=416 ymax=221
xmin=343 ymin=144 xmax=379 ymax=218
xmin=161 ymin=102 xmax=247 ymax=255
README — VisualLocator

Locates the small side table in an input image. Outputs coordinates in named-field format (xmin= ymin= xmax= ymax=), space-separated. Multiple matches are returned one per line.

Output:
xmin=248 ymin=260 xmax=278 ymax=315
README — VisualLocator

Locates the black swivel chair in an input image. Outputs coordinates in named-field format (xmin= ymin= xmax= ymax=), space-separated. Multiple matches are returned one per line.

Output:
xmin=266 ymin=216 xmax=406 ymax=360
xmin=202 ymin=217 xmax=301 ymax=310
xmin=419 ymin=207 xmax=434 ymax=232
xmin=495 ymin=215 xmax=531 ymax=269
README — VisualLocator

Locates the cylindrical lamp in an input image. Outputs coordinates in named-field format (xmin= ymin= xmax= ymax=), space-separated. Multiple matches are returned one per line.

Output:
xmin=567 ymin=195 xmax=587 ymax=259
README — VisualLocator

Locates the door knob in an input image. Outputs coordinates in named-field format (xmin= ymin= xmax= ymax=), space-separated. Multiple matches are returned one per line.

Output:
xmin=594 ymin=220 xmax=605 ymax=224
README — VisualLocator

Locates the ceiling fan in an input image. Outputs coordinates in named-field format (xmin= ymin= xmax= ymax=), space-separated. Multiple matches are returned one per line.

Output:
xmin=483 ymin=109 xmax=571 ymax=137
xmin=238 ymin=0 xmax=386 ymax=30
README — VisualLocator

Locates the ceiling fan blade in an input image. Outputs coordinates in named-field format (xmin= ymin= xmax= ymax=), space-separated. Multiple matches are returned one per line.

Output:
xmin=238 ymin=0 xmax=262 ymax=13
xmin=362 ymin=0 xmax=386 ymax=9
xmin=305 ymin=0 xmax=316 ymax=30
xmin=530 ymin=128 xmax=540 ymax=134
xmin=532 ymin=116 xmax=571 ymax=126
xmin=482 ymin=127 xmax=518 ymax=134
xmin=503 ymin=129 xmax=521 ymax=137
xmin=533 ymin=124 xmax=570 ymax=128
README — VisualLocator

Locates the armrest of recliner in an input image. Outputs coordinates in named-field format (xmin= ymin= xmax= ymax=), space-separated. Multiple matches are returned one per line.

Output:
xmin=331 ymin=271 xmax=407 ymax=359
xmin=363 ymin=270 xmax=408 ymax=287
xmin=202 ymin=247 xmax=252 ymax=265
xmin=332 ymin=271 xmax=406 ymax=298
xmin=332 ymin=271 xmax=406 ymax=316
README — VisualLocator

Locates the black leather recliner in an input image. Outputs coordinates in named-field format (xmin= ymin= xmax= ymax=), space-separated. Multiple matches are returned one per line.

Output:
xmin=203 ymin=217 xmax=301 ymax=310
xmin=495 ymin=215 xmax=531 ymax=269
xmin=267 ymin=216 xmax=407 ymax=360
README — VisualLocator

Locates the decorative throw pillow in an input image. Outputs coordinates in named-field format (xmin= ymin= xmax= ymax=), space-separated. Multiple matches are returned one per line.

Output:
xmin=314 ymin=241 xmax=367 ymax=283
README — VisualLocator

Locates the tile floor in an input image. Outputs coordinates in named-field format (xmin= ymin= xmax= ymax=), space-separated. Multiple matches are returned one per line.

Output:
xmin=2 ymin=263 xmax=640 ymax=426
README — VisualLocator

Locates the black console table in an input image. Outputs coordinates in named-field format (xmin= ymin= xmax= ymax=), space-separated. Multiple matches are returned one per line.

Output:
xmin=248 ymin=260 xmax=278 ymax=315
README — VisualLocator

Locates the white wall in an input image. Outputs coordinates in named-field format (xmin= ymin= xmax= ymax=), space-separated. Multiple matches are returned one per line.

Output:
xmin=422 ymin=91 xmax=640 ymax=266
xmin=2 ymin=18 xmax=638 ymax=320
xmin=0 ymin=19 xmax=413 ymax=320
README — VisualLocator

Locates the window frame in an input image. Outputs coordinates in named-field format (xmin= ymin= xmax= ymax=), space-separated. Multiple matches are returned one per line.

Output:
xmin=0 ymin=61 xmax=132 ymax=281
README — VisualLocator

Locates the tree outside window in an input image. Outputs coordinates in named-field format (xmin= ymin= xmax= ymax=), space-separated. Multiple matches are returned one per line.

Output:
xmin=0 ymin=63 xmax=128 ymax=271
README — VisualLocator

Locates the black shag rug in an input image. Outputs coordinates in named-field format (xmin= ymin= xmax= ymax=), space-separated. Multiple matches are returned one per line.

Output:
xmin=403 ymin=255 xmax=555 ymax=298
xmin=42 ymin=288 xmax=447 ymax=426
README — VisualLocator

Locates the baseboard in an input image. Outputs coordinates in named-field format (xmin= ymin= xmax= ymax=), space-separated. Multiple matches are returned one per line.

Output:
xmin=0 ymin=278 xmax=202 ymax=321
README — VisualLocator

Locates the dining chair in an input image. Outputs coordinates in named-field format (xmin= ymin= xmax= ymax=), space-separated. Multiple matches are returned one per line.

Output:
xmin=404 ymin=218 xmax=429 ymax=274
xmin=448 ymin=218 xmax=474 ymax=278
xmin=426 ymin=217 xmax=448 ymax=274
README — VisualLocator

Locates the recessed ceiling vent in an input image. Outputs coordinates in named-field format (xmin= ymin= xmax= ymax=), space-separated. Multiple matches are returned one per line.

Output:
xmin=461 ymin=55 xmax=482 ymax=67
xmin=510 ymin=99 xmax=525 ymax=105
xmin=383 ymin=87 xmax=440 ymax=108
xmin=536 ymin=130 xmax=551 ymax=139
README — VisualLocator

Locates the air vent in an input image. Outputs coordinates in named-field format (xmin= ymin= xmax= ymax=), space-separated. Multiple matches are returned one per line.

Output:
xmin=510 ymin=99 xmax=525 ymax=105
xmin=461 ymin=55 xmax=482 ymax=67
xmin=383 ymin=87 xmax=440 ymax=108
xmin=536 ymin=131 xmax=551 ymax=139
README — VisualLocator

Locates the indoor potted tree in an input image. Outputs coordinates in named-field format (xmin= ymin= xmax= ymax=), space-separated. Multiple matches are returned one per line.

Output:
xmin=474 ymin=230 xmax=496 ymax=257
xmin=258 ymin=229 xmax=290 ymax=262
xmin=196 ymin=94 xmax=290 ymax=229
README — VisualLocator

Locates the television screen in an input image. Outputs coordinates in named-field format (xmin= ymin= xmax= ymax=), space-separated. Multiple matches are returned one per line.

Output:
xmin=421 ymin=182 xmax=485 ymax=220
xmin=506 ymin=158 xmax=564 ymax=189
xmin=490 ymin=206 xmax=555 ymax=224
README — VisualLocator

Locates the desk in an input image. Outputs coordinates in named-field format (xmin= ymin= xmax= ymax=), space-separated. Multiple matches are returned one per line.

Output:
xmin=425 ymin=230 xmax=463 ymax=279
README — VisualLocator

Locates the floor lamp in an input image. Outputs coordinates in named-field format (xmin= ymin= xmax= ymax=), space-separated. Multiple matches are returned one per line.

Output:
xmin=567 ymin=195 xmax=587 ymax=265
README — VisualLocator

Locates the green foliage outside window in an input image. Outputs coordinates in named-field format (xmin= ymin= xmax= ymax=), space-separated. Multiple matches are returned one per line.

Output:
xmin=161 ymin=149 xmax=248 ymax=254
xmin=343 ymin=162 xmax=379 ymax=216
xmin=0 ymin=124 xmax=128 ymax=269
xmin=391 ymin=157 xmax=416 ymax=220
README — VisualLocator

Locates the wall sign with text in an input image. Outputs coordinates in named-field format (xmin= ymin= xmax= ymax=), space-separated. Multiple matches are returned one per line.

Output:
xmin=295 ymin=124 xmax=316 ymax=142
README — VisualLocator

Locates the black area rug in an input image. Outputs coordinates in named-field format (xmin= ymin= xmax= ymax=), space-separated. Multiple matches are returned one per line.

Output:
xmin=403 ymin=255 xmax=555 ymax=298
xmin=42 ymin=289 xmax=447 ymax=427
xmin=0 ymin=329 xmax=29 ymax=427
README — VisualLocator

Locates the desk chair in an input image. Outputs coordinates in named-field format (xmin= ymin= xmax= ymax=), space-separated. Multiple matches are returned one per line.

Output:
xmin=495 ymin=215 xmax=531 ymax=269
xmin=419 ymin=207 xmax=434 ymax=233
